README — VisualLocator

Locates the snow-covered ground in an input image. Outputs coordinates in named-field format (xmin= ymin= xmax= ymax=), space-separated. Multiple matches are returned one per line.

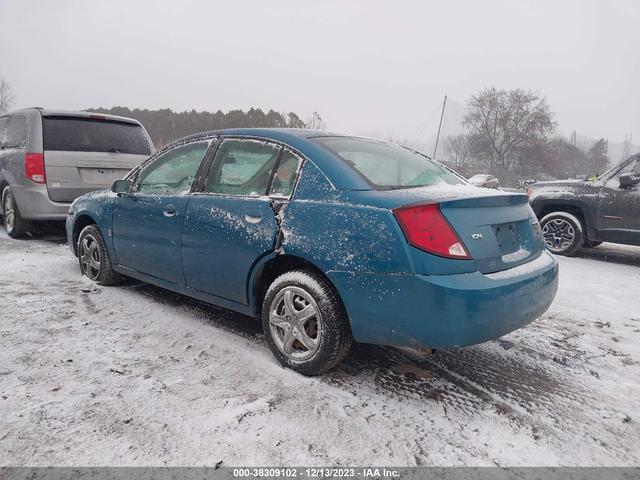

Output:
xmin=1 ymin=228 xmax=639 ymax=466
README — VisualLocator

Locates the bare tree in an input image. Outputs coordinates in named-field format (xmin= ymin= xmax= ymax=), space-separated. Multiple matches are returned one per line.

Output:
xmin=463 ymin=87 xmax=556 ymax=172
xmin=445 ymin=133 xmax=475 ymax=171
xmin=588 ymin=138 xmax=609 ymax=174
xmin=305 ymin=111 xmax=326 ymax=131
xmin=0 ymin=78 xmax=15 ymax=114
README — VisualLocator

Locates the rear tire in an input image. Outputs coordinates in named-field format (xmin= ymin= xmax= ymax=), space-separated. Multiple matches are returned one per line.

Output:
xmin=77 ymin=225 xmax=123 ymax=286
xmin=262 ymin=270 xmax=352 ymax=376
xmin=2 ymin=186 xmax=31 ymax=239
xmin=540 ymin=211 xmax=584 ymax=256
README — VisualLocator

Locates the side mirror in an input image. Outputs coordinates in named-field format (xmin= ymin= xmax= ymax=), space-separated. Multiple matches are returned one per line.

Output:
xmin=112 ymin=179 xmax=133 ymax=195
xmin=619 ymin=173 xmax=640 ymax=189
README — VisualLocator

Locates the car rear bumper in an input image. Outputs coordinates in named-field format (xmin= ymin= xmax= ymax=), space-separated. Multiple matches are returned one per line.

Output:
xmin=328 ymin=251 xmax=559 ymax=349
xmin=9 ymin=184 xmax=70 ymax=220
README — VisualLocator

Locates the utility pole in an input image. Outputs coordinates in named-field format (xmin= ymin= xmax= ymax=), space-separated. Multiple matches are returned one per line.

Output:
xmin=623 ymin=134 xmax=632 ymax=159
xmin=432 ymin=95 xmax=447 ymax=160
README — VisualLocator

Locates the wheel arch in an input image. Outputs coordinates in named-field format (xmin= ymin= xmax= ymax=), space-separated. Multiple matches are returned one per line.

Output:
xmin=533 ymin=199 xmax=596 ymax=239
xmin=71 ymin=213 xmax=99 ymax=256
xmin=249 ymin=253 xmax=346 ymax=319
xmin=0 ymin=180 xmax=10 ymax=206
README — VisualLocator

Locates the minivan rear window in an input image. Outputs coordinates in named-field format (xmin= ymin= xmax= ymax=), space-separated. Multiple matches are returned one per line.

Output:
xmin=313 ymin=136 xmax=463 ymax=189
xmin=43 ymin=117 xmax=151 ymax=155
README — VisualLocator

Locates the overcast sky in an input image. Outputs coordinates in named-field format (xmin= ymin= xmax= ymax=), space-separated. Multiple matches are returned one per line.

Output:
xmin=1 ymin=0 xmax=638 ymax=144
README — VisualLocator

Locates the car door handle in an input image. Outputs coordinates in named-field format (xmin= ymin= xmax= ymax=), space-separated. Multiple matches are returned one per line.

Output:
xmin=163 ymin=204 xmax=177 ymax=217
xmin=244 ymin=214 xmax=262 ymax=224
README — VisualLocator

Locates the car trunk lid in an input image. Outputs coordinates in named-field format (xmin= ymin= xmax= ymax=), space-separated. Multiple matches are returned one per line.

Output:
xmin=342 ymin=185 xmax=545 ymax=275
xmin=438 ymin=194 xmax=544 ymax=273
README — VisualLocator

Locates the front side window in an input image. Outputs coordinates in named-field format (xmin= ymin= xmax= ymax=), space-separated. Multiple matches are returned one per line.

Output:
xmin=269 ymin=150 xmax=301 ymax=197
xmin=205 ymin=139 xmax=280 ymax=196
xmin=611 ymin=157 xmax=640 ymax=179
xmin=137 ymin=141 xmax=209 ymax=195
xmin=313 ymin=136 xmax=463 ymax=189
xmin=598 ymin=157 xmax=638 ymax=181
xmin=3 ymin=115 xmax=27 ymax=148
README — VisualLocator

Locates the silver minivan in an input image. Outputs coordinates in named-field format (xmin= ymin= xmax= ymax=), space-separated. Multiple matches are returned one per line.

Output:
xmin=0 ymin=108 xmax=154 ymax=237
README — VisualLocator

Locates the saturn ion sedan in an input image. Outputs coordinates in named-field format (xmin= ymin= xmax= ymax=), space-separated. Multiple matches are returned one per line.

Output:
xmin=66 ymin=129 xmax=559 ymax=375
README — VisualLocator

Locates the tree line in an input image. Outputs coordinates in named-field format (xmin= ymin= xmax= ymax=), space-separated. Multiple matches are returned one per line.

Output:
xmin=89 ymin=106 xmax=325 ymax=148
xmin=445 ymin=87 xmax=609 ymax=185
xmin=0 ymin=75 xmax=615 ymax=185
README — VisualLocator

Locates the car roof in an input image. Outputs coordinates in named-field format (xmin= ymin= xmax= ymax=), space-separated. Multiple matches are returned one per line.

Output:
xmin=11 ymin=107 xmax=143 ymax=126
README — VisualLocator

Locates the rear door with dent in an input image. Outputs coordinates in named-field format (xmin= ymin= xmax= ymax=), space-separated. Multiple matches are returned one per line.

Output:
xmin=182 ymin=138 xmax=302 ymax=304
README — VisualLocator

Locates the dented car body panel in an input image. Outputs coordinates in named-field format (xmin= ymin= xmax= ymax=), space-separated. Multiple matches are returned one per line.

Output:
xmin=67 ymin=128 xmax=559 ymax=350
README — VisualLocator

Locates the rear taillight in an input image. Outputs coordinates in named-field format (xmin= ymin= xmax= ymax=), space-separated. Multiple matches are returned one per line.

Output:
xmin=25 ymin=153 xmax=46 ymax=183
xmin=393 ymin=203 xmax=471 ymax=259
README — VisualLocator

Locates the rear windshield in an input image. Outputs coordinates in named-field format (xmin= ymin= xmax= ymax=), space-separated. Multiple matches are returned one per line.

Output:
xmin=313 ymin=136 xmax=463 ymax=189
xmin=43 ymin=116 xmax=151 ymax=155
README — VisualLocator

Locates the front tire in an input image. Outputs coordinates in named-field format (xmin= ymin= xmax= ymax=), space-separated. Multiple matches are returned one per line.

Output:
xmin=77 ymin=225 xmax=123 ymax=286
xmin=540 ymin=211 xmax=584 ymax=256
xmin=2 ymin=186 xmax=31 ymax=238
xmin=262 ymin=270 xmax=352 ymax=376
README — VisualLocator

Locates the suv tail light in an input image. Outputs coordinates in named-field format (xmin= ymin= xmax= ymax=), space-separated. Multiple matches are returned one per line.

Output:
xmin=25 ymin=153 xmax=46 ymax=183
xmin=393 ymin=203 xmax=471 ymax=259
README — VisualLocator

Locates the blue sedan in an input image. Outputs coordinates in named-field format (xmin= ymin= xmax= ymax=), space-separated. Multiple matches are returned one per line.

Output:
xmin=67 ymin=129 xmax=558 ymax=375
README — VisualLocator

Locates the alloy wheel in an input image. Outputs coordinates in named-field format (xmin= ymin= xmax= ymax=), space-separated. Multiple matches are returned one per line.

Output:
xmin=269 ymin=286 xmax=322 ymax=361
xmin=542 ymin=218 xmax=576 ymax=253
xmin=79 ymin=234 xmax=102 ymax=280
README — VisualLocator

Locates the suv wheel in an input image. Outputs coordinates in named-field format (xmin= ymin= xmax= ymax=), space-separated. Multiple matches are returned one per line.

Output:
xmin=78 ymin=225 xmax=123 ymax=286
xmin=2 ymin=186 xmax=31 ymax=238
xmin=262 ymin=270 xmax=352 ymax=376
xmin=540 ymin=211 xmax=585 ymax=256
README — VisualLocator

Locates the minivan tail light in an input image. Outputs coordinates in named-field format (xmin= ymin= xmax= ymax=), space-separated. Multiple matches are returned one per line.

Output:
xmin=25 ymin=153 xmax=46 ymax=183
xmin=393 ymin=203 xmax=471 ymax=259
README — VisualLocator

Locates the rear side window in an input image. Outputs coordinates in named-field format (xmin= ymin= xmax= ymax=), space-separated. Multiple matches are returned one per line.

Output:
xmin=269 ymin=150 xmax=301 ymax=197
xmin=43 ymin=117 xmax=151 ymax=155
xmin=0 ymin=117 xmax=8 ymax=146
xmin=313 ymin=136 xmax=463 ymax=189
xmin=3 ymin=115 xmax=27 ymax=148
xmin=205 ymin=139 xmax=280 ymax=196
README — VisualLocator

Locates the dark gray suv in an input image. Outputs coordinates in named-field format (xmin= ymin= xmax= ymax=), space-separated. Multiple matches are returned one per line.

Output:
xmin=529 ymin=153 xmax=640 ymax=256
xmin=0 ymin=108 xmax=154 ymax=238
